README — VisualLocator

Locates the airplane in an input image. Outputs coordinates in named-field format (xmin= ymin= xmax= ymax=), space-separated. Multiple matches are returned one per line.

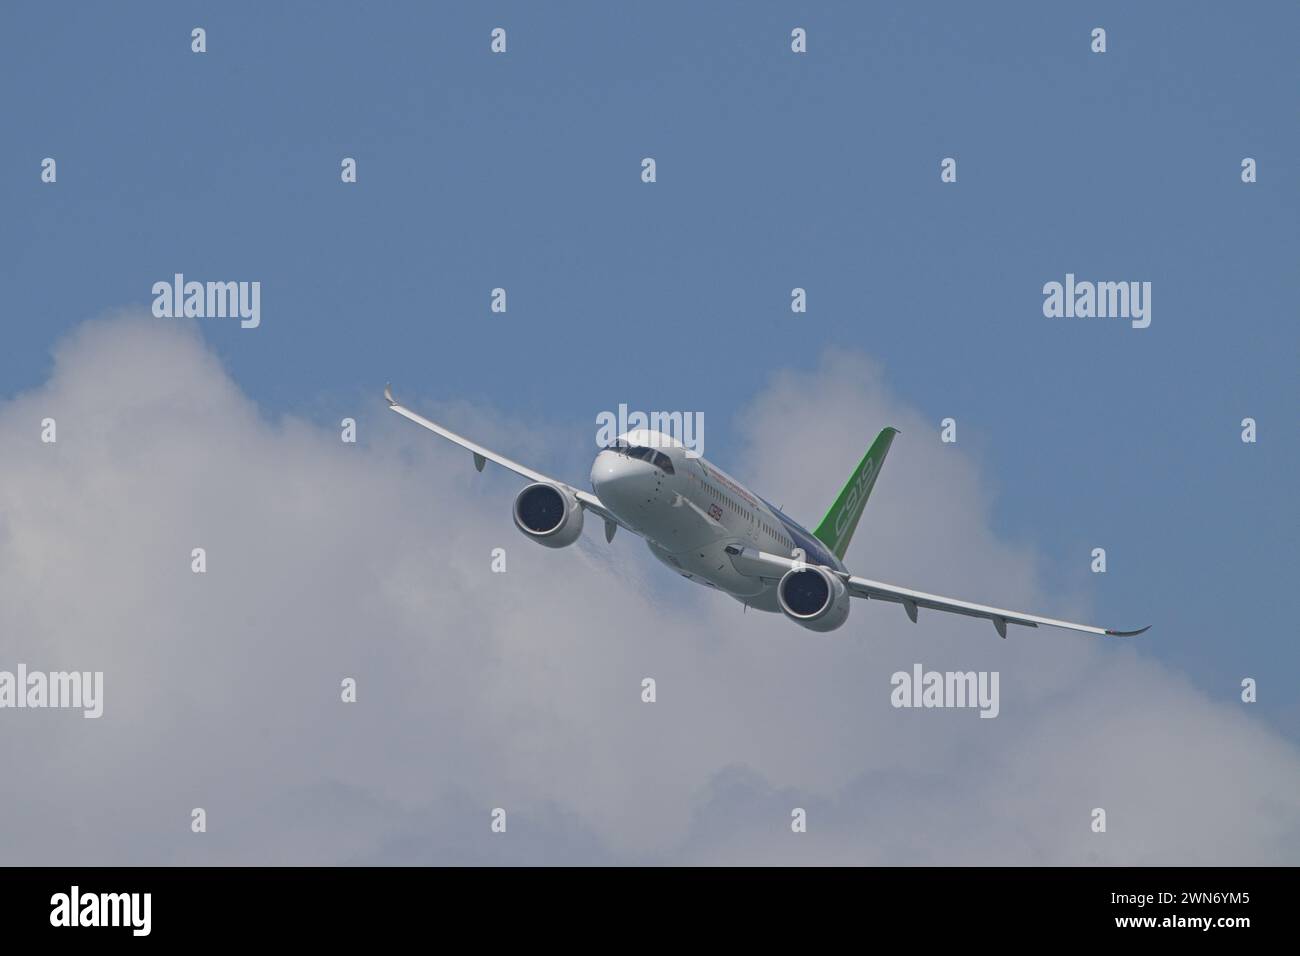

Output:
xmin=384 ymin=385 xmax=1149 ymax=639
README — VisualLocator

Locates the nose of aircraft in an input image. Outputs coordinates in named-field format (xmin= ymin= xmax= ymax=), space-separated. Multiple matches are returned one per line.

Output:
xmin=590 ymin=449 xmax=653 ymax=510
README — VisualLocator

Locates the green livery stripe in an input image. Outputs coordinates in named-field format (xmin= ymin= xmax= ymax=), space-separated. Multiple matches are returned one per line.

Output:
xmin=812 ymin=427 xmax=899 ymax=561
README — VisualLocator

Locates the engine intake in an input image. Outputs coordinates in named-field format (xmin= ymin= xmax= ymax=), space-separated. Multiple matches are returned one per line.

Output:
xmin=513 ymin=482 xmax=584 ymax=548
xmin=777 ymin=566 xmax=850 ymax=632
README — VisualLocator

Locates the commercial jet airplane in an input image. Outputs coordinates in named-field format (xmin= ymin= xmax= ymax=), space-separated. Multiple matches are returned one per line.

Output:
xmin=385 ymin=386 xmax=1148 ymax=639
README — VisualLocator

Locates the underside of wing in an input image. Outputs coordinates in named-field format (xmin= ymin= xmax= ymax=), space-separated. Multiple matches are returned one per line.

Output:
xmin=723 ymin=545 xmax=1147 ymax=639
xmin=384 ymin=384 xmax=635 ymax=537
xmin=843 ymin=574 xmax=1149 ymax=638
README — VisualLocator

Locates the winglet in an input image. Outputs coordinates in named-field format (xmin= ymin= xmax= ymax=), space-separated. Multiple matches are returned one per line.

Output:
xmin=384 ymin=383 xmax=397 ymax=407
xmin=1105 ymin=625 xmax=1151 ymax=637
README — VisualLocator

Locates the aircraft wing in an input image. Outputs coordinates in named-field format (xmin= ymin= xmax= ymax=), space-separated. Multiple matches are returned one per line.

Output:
xmin=384 ymin=385 xmax=632 ymax=537
xmin=840 ymin=574 xmax=1149 ymax=638
xmin=724 ymin=545 xmax=1148 ymax=639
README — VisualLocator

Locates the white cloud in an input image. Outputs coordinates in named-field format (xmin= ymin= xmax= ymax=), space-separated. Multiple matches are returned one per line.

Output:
xmin=0 ymin=315 xmax=1296 ymax=864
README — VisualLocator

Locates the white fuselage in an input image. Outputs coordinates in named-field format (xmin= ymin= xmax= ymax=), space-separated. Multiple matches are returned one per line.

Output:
xmin=589 ymin=429 xmax=842 ymax=612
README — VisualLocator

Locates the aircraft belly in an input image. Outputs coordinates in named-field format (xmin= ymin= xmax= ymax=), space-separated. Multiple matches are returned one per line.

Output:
xmin=633 ymin=483 xmax=769 ymax=599
xmin=653 ymin=507 xmax=715 ymax=551
xmin=626 ymin=485 xmax=720 ymax=552
xmin=648 ymin=537 xmax=767 ymax=599
xmin=743 ymin=586 xmax=782 ymax=613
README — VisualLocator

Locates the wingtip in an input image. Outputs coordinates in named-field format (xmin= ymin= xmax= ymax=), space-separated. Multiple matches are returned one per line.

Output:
xmin=1105 ymin=625 xmax=1151 ymax=637
xmin=384 ymin=383 xmax=396 ymax=406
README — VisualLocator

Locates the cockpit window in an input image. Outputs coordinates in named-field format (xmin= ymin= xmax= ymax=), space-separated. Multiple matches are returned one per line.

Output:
xmin=612 ymin=441 xmax=674 ymax=475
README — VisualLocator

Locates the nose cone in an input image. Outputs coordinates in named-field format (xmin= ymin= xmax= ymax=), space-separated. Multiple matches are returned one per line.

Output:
xmin=591 ymin=449 xmax=653 ymax=510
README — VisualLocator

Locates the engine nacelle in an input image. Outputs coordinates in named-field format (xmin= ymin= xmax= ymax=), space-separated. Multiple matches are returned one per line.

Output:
xmin=512 ymin=482 xmax=584 ymax=548
xmin=777 ymin=566 xmax=851 ymax=632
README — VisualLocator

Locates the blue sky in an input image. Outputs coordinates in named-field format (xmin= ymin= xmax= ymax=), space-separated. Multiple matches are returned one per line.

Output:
xmin=2 ymin=0 xmax=1296 ymax=744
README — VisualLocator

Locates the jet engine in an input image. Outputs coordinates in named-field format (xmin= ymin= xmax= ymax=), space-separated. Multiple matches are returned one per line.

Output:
xmin=512 ymin=482 xmax=584 ymax=548
xmin=777 ymin=565 xmax=851 ymax=632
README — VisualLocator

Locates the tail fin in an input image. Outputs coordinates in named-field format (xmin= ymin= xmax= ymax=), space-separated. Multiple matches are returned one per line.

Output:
xmin=812 ymin=427 xmax=898 ymax=561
